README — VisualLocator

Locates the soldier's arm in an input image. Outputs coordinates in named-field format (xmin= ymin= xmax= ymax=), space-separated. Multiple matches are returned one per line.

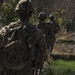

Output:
xmin=38 ymin=33 xmax=48 ymax=61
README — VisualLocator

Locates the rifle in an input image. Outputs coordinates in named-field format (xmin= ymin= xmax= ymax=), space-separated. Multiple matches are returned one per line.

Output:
xmin=32 ymin=47 xmax=44 ymax=75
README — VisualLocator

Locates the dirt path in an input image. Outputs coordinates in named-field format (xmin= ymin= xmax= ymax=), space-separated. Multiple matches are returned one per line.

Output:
xmin=53 ymin=32 xmax=75 ymax=54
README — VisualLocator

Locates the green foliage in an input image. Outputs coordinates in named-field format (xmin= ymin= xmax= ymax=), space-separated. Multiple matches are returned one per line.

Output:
xmin=0 ymin=1 xmax=38 ymax=26
xmin=0 ymin=1 xmax=18 ymax=25
xmin=44 ymin=59 xmax=75 ymax=75
xmin=30 ymin=7 xmax=38 ymax=25
xmin=52 ymin=9 xmax=67 ymax=26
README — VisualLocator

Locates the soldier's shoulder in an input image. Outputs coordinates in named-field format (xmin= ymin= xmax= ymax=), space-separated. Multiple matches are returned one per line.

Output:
xmin=0 ymin=20 xmax=21 ymax=35
xmin=29 ymin=24 xmax=44 ymax=36
xmin=8 ymin=20 xmax=21 ymax=28
xmin=37 ymin=22 xmax=47 ymax=29
xmin=35 ymin=26 xmax=45 ymax=37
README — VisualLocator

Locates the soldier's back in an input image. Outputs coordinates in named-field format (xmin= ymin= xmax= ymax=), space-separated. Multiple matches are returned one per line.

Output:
xmin=37 ymin=22 xmax=48 ymax=34
xmin=37 ymin=22 xmax=52 ymax=52
xmin=0 ymin=20 xmax=47 ymax=75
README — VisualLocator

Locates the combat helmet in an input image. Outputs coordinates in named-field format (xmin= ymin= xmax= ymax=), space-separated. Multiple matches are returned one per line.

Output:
xmin=49 ymin=14 xmax=55 ymax=21
xmin=38 ymin=12 xmax=47 ymax=21
xmin=15 ymin=0 xmax=34 ymax=13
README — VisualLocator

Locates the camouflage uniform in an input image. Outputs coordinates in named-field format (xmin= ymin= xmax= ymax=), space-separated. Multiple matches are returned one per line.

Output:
xmin=72 ymin=18 xmax=75 ymax=32
xmin=0 ymin=0 xmax=48 ymax=75
xmin=65 ymin=20 xmax=72 ymax=33
xmin=37 ymin=22 xmax=52 ymax=53
xmin=36 ymin=12 xmax=51 ymax=74
xmin=47 ymin=15 xmax=60 ymax=55
xmin=68 ymin=19 xmax=75 ymax=32
xmin=37 ymin=12 xmax=52 ymax=51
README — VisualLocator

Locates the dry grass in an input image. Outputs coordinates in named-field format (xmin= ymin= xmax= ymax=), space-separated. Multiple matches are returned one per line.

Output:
xmin=53 ymin=29 xmax=75 ymax=55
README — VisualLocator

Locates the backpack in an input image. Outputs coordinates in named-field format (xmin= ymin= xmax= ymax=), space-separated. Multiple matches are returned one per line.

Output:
xmin=1 ymin=25 xmax=32 ymax=70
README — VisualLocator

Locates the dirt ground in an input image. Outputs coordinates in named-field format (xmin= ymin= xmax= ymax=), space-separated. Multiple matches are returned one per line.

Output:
xmin=52 ymin=29 xmax=75 ymax=55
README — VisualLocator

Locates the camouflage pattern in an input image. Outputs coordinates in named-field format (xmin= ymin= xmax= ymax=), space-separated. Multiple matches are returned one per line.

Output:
xmin=37 ymin=12 xmax=52 ymax=51
xmin=48 ymin=15 xmax=60 ymax=35
xmin=37 ymin=22 xmax=52 ymax=50
xmin=36 ymin=12 xmax=49 ymax=75
xmin=47 ymin=15 xmax=60 ymax=55
xmin=0 ymin=20 xmax=48 ymax=75
xmin=0 ymin=0 xmax=48 ymax=75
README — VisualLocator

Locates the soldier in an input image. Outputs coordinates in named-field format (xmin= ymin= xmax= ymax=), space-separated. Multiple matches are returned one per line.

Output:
xmin=72 ymin=18 xmax=75 ymax=32
xmin=47 ymin=14 xmax=60 ymax=55
xmin=0 ymin=0 xmax=48 ymax=75
xmin=37 ymin=12 xmax=52 ymax=51
xmin=36 ymin=12 xmax=51 ymax=75
xmin=65 ymin=20 xmax=72 ymax=33
xmin=70 ymin=18 xmax=75 ymax=32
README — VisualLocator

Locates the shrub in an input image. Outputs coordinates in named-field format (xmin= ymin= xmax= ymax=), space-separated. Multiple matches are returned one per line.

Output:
xmin=0 ymin=1 xmax=18 ymax=25
xmin=44 ymin=59 xmax=75 ymax=75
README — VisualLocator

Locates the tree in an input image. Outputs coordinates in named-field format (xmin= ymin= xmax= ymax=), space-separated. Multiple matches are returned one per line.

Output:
xmin=0 ymin=0 xmax=18 ymax=25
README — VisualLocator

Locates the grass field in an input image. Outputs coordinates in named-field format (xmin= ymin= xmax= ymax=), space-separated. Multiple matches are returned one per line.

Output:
xmin=43 ymin=59 xmax=75 ymax=75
